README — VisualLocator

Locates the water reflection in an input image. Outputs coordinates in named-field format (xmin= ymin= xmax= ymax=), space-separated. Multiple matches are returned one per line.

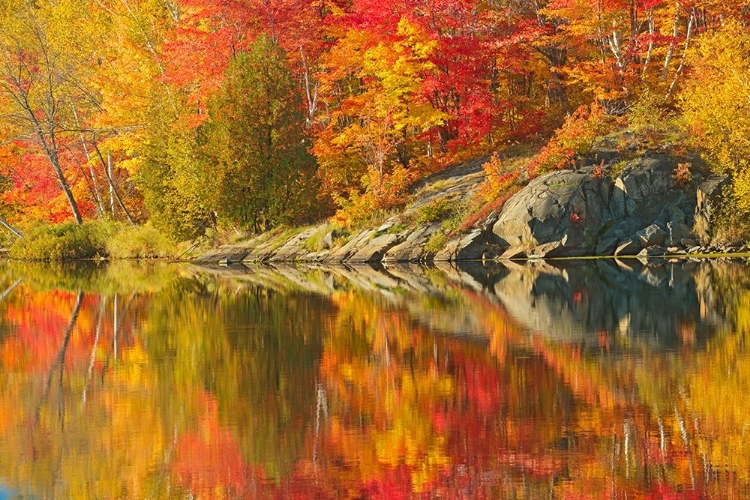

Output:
xmin=0 ymin=258 xmax=748 ymax=498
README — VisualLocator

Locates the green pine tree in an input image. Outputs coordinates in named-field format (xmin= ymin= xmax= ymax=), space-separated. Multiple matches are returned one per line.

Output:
xmin=202 ymin=34 xmax=319 ymax=232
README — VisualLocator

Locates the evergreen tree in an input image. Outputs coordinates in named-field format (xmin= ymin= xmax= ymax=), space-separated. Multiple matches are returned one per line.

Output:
xmin=202 ymin=34 xmax=319 ymax=232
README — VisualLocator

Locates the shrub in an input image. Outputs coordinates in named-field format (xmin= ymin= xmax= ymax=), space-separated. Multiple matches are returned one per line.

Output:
xmin=452 ymin=153 xmax=525 ymax=234
xmin=10 ymin=222 xmax=113 ymax=261
xmin=302 ymin=225 xmax=330 ymax=252
xmin=458 ymin=186 xmax=521 ymax=233
xmin=673 ymin=162 xmax=693 ymax=189
xmin=609 ymin=160 xmax=628 ymax=179
xmin=526 ymin=103 xmax=609 ymax=177
xmin=627 ymin=87 xmax=673 ymax=148
xmin=9 ymin=222 xmax=178 ymax=261
xmin=417 ymin=198 xmax=456 ymax=224
xmin=424 ymin=231 xmax=448 ymax=254
xmin=331 ymin=165 xmax=411 ymax=229
xmin=713 ymin=197 xmax=750 ymax=246
xmin=106 ymin=223 xmax=176 ymax=259
xmin=733 ymin=169 xmax=750 ymax=215
xmin=709 ymin=171 xmax=750 ymax=245
xmin=478 ymin=153 xmax=521 ymax=203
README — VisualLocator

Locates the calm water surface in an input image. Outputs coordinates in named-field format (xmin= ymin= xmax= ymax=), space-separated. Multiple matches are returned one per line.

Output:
xmin=0 ymin=258 xmax=749 ymax=499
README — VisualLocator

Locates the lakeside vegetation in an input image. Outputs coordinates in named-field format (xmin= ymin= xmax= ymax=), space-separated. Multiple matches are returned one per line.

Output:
xmin=1 ymin=0 xmax=749 ymax=259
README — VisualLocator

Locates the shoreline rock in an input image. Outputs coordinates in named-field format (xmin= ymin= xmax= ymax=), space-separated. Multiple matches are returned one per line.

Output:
xmin=195 ymin=151 xmax=741 ymax=265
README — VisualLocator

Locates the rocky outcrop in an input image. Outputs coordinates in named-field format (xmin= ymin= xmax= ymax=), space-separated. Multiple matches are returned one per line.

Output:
xmin=491 ymin=153 xmax=704 ymax=258
xmin=195 ymin=157 xmax=495 ymax=265
xmin=492 ymin=168 xmax=613 ymax=258
xmin=196 ymin=151 xmax=744 ymax=265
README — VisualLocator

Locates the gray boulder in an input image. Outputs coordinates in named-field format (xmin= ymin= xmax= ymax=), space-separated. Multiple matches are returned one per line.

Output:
xmin=349 ymin=232 xmax=402 ymax=262
xmin=609 ymin=154 xmax=694 ymax=234
xmin=693 ymin=175 xmax=729 ymax=244
xmin=492 ymin=169 xmax=612 ymax=257
xmin=636 ymin=224 xmax=667 ymax=247
xmin=322 ymin=231 xmax=335 ymax=250
xmin=595 ymin=235 xmax=620 ymax=255
xmin=383 ymin=225 xmax=437 ymax=262
xmin=435 ymin=229 xmax=504 ymax=262
xmin=667 ymin=221 xmax=695 ymax=247
xmin=615 ymin=239 xmax=641 ymax=256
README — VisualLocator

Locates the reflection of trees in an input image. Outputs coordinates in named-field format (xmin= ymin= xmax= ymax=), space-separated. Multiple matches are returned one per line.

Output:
xmin=487 ymin=261 xmax=750 ymax=498
xmin=6 ymin=260 xmax=183 ymax=294
xmin=296 ymin=259 xmax=750 ymax=498
xmin=141 ymin=277 xmax=329 ymax=491
xmin=0 ymin=281 xmax=180 ymax=499
xmin=0 ymin=259 xmax=750 ymax=498
xmin=305 ymin=290 xmax=578 ymax=498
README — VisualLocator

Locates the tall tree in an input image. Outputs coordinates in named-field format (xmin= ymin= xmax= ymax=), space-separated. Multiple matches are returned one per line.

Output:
xmin=0 ymin=2 xmax=93 ymax=224
xmin=202 ymin=34 xmax=319 ymax=232
xmin=314 ymin=18 xmax=446 ymax=210
xmin=138 ymin=91 xmax=213 ymax=240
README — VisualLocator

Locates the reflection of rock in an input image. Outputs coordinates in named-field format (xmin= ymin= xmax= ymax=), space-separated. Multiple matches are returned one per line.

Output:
xmin=195 ymin=257 xmax=739 ymax=350
xmin=490 ymin=259 xmax=727 ymax=347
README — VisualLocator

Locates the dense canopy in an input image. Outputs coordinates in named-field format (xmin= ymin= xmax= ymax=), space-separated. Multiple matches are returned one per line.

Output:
xmin=0 ymin=0 xmax=748 ymax=239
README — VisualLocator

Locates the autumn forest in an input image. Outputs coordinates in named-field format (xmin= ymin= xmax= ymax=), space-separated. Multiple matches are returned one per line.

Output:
xmin=1 ymin=0 xmax=749 ymax=247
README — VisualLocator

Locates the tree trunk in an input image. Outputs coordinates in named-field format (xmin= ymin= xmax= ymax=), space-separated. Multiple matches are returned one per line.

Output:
xmin=72 ymin=103 xmax=105 ymax=216
xmin=25 ymin=109 xmax=84 ymax=224
xmin=662 ymin=1 xmax=681 ymax=80
xmin=0 ymin=216 xmax=22 ymax=239
xmin=108 ymin=154 xmax=116 ymax=217
xmin=641 ymin=15 xmax=655 ymax=81
xmin=49 ymin=151 xmax=84 ymax=225
xmin=666 ymin=11 xmax=695 ymax=100
xmin=36 ymin=290 xmax=84 ymax=418
xmin=93 ymin=142 xmax=136 ymax=225
xmin=30 ymin=124 xmax=84 ymax=224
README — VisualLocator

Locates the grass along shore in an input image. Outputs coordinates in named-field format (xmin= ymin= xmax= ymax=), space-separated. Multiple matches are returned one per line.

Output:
xmin=7 ymin=221 xmax=184 ymax=261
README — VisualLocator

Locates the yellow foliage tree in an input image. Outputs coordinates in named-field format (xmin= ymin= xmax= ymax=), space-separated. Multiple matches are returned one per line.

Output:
xmin=680 ymin=20 xmax=750 ymax=175
xmin=316 ymin=17 xmax=446 ymax=225
xmin=680 ymin=21 xmax=750 ymax=237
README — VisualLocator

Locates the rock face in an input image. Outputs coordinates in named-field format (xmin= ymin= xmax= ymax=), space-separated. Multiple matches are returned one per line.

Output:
xmin=491 ymin=153 xmax=703 ymax=257
xmin=693 ymin=176 xmax=729 ymax=245
xmin=493 ymin=169 xmax=612 ymax=257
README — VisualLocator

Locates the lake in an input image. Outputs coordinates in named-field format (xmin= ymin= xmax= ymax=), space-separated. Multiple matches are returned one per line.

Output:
xmin=0 ymin=258 xmax=749 ymax=498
